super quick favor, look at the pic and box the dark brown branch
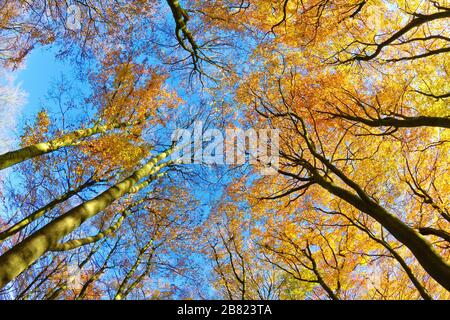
[419,227,450,244]
[340,10,450,63]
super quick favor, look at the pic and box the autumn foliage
[0,0,448,300]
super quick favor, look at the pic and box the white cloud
[0,68,28,154]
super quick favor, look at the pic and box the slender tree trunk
[0,122,128,171]
[76,239,119,300]
[114,238,154,300]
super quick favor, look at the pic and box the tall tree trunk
[0,148,173,289]
[0,121,130,171]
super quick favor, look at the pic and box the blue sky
[17,47,70,118]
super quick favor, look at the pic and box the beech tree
[0,0,448,300]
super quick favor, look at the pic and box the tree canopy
[0,0,449,300]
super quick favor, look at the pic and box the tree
[227,0,450,294]
[0,0,448,300]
